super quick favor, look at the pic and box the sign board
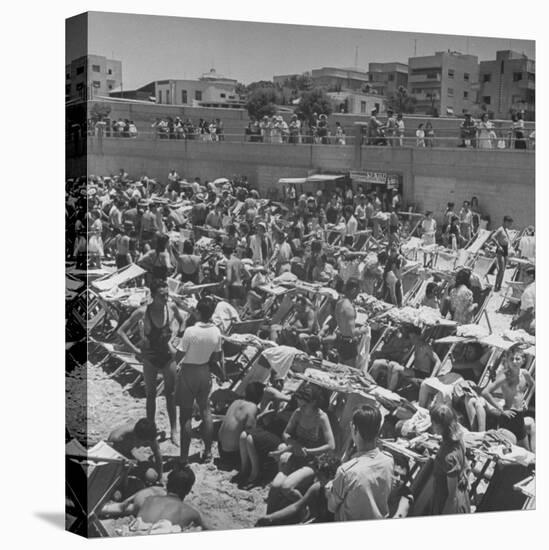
[350,171,401,188]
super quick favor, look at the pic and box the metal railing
[71,127,535,151]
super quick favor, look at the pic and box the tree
[387,86,417,114]
[246,80,275,93]
[246,87,280,120]
[89,102,111,123]
[294,88,333,121]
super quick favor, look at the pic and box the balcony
[408,73,441,83]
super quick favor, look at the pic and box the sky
[67,11,536,90]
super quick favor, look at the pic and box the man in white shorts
[175,297,225,463]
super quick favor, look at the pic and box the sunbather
[371,325,440,392]
[101,465,207,530]
[108,418,163,479]
[217,382,265,469]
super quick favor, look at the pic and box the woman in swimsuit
[117,279,185,445]
[269,384,335,500]
[176,240,201,284]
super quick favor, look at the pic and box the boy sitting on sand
[108,418,163,480]
[101,465,207,531]
[217,382,266,469]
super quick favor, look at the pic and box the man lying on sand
[101,465,208,530]
[108,418,163,480]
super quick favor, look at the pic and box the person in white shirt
[343,205,358,237]
[327,404,393,521]
[175,297,224,463]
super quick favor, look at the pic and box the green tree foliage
[387,86,417,114]
[246,87,280,120]
[295,88,333,121]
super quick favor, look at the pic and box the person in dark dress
[429,404,471,515]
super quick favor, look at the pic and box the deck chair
[471,255,495,284]
[91,263,146,293]
[353,231,371,251]
[228,318,270,336]
[66,453,130,537]
[471,285,494,331]
[465,228,492,255]
[401,237,423,262]
[93,341,164,395]
[434,249,457,272]
[499,281,527,311]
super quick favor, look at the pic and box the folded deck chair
[92,264,147,293]
[66,452,130,537]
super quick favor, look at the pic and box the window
[447,88,454,97]
[166,90,170,104]
[483,73,491,82]
[107,69,112,75]
[181,90,188,104]
[426,72,438,79]
[92,81,101,88]
[158,90,162,103]
[388,74,395,81]
[108,85,113,90]
[360,101,366,113]
[513,72,523,82]
[195,90,202,101]
[228,95,235,99]
[448,69,455,78]
[464,72,470,81]
[482,96,491,105]
[76,66,84,75]
[528,72,535,82]
[512,95,524,104]
[220,93,226,98]
[92,64,100,72]
[66,73,70,81]
[463,91,469,99]
[66,84,71,95]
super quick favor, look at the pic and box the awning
[306,174,345,183]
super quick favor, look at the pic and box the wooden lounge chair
[66,453,130,537]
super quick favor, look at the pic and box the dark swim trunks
[336,334,359,362]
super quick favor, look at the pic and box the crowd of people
[88,109,534,150]
[246,113,346,145]
[66,167,535,533]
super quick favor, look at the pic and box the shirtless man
[100,465,207,530]
[217,382,265,469]
[370,325,440,392]
[491,215,513,292]
[331,278,368,368]
[108,418,163,480]
[482,345,535,450]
